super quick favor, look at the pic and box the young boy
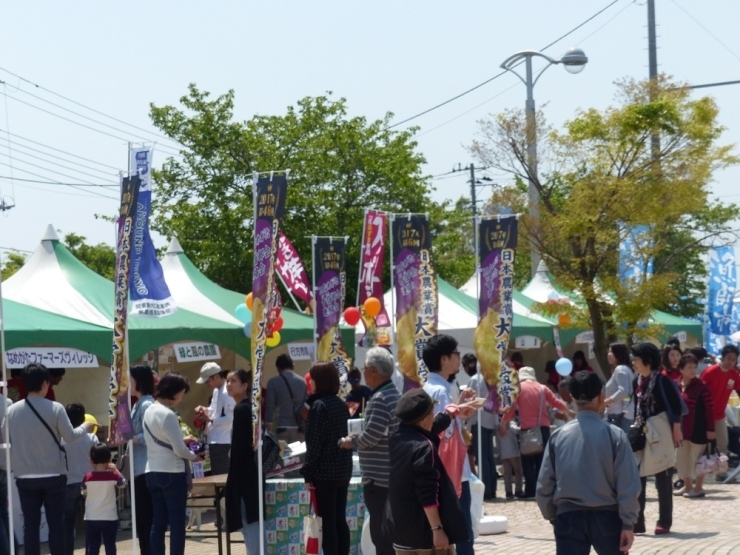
[63,403,100,555]
[82,444,126,555]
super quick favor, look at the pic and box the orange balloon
[246,293,254,310]
[558,313,571,326]
[364,297,382,318]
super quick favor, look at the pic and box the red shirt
[662,367,681,381]
[503,380,568,429]
[45,386,56,401]
[699,364,740,421]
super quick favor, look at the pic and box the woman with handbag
[604,343,635,433]
[224,368,262,553]
[674,354,715,498]
[301,362,353,555]
[144,373,202,555]
[630,342,684,535]
[499,367,573,498]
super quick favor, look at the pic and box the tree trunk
[585,297,613,379]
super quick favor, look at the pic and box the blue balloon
[244,323,252,338]
[235,304,251,324]
[555,357,573,377]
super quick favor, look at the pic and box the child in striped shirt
[82,444,126,555]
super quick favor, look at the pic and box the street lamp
[500,47,588,276]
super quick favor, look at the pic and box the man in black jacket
[384,388,468,553]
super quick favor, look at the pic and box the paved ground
[34,479,740,554]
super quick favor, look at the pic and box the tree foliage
[1,251,26,280]
[470,77,738,371]
[431,197,475,288]
[148,87,433,304]
[63,233,116,280]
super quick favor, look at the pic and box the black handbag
[627,423,647,453]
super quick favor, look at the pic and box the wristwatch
[431,525,443,531]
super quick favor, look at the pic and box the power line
[0,130,122,170]
[0,175,116,187]
[0,83,183,157]
[0,66,184,147]
[0,160,118,199]
[388,0,623,129]
[669,0,740,65]
[0,151,118,185]
[0,136,121,180]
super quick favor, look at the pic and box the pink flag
[277,232,313,305]
[358,210,390,345]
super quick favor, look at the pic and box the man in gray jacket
[537,370,641,555]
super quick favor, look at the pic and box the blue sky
[1,0,739,260]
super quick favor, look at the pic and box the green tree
[1,251,27,280]
[148,87,432,304]
[470,77,738,372]
[431,197,475,288]
[63,233,116,280]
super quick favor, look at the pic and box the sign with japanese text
[391,214,438,390]
[287,343,315,361]
[5,348,98,369]
[708,246,736,336]
[313,236,352,396]
[357,210,390,347]
[473,215,519,410]
[128,147,177,317]
[251,172,288,446]
[173,342,221,363]
[109,174,140,445]
[277,232,313,306]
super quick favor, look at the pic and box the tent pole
[276,272,304,314]
[0,257,15,555]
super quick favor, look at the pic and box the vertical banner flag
[708,246,736,336]
[128,147,176,317]
[251,173,288,445]
[619,224,653,284]
[276,232,313,306]
[391,214,438,390]
[108,175,141,445]
[357,210,390,347]
[313,237,353,395]
[473,215,519,411]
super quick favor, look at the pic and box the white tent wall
[55,364,111,425]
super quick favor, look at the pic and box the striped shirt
[351,381,401,488]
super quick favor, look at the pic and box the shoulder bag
[519,387,545,456]
[144,421,193,491]
[280,373,306,433]
[25,399,68,470]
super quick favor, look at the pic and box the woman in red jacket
[675,354,715,498]
[662,345,683,381]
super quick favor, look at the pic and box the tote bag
[303,491,322,555]
[439,418,466,498]
[519,388,545,456]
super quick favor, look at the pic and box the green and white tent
[521,261,702,343]
[3,227,344,361]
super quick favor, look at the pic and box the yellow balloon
[84,414,99,435]
[266,331,281,348]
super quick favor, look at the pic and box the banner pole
[311,236,318,360]
[357,208,368,309]
[474,215,483,488]
[276,271,304,314]
[389,215,397,357]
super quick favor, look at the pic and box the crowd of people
[1,336,740,555]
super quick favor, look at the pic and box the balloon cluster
[236,292,283,348]
[546,291,572,327]
[344,296,381,326]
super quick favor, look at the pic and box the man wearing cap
[537,371,641,555]
[384,388,468,554]
[265,354,308,444]
[195,362,235,476]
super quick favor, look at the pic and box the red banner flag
[277,232,313,307]
[357,210,390,346]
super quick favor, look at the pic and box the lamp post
[500,47,588,276]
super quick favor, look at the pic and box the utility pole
[0,199,13,212]
[647,0,661,157]
[451,163,488,218]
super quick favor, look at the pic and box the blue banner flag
[128,147,176,317]
[619,225,653,284]
[707,246,736,336]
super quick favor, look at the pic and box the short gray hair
[364,347,395,379]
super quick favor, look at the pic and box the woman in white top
[604,342,634,433]
[143,373,201,555]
